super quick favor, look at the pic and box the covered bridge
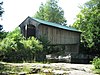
[19,16,81,55]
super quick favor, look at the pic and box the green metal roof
[29,17,81,33]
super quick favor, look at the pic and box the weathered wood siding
[38,24,80,45]
[19,17,81,54]
[65,44,79,54]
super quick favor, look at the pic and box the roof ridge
[29,16,67,26]
[28,16,81,33]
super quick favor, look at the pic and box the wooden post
[35,23,40,38]
[25,24,27,38]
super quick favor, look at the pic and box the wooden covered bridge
[19,16,81,56]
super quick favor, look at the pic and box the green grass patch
[93,69,100,74]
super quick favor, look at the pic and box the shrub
[92,57,100,69]
[0,27,43,62]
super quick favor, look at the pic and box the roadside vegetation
[92,57,100,74]
[73,0,100,55]
[73,0,100,74]
[0,28,43,62]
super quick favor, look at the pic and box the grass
[93,69,100,74]
[0,62,31,74]
[92,67,100,74]
[0,62,53,75]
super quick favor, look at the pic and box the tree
[0,25,3,30]
[0,31,8,40]
[0,2,3,17]
[34,0,67,25]
[0,1,4,30]
[73,0,100,54]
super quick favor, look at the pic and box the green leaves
[0,27,43,62]
[21,37,43,53]
[0,31,8,40]
[34,0,67,25]
[73,0,100,52]
[0,2,4,17]
[92,57,100,69]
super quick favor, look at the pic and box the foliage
[73,0,100,54]
[0,31,8,58]
[0,27,43,62]
[0,2,4,31]
[92,57,100,74]
[92,57,100,69]
[0,63,30,74]
[93,69,100,74]
[0,2,4,16]
[0,25,3,30]
[34,0,67,25]
[0,31,8,40]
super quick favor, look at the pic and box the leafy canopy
[0,2,4,16]
[34,0,67,25]
[0,2,4,30]
[73,0,100,52]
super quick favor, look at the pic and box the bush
[92,57,100,69]
[0,27,43,62]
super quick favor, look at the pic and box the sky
[1,0,89,31]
